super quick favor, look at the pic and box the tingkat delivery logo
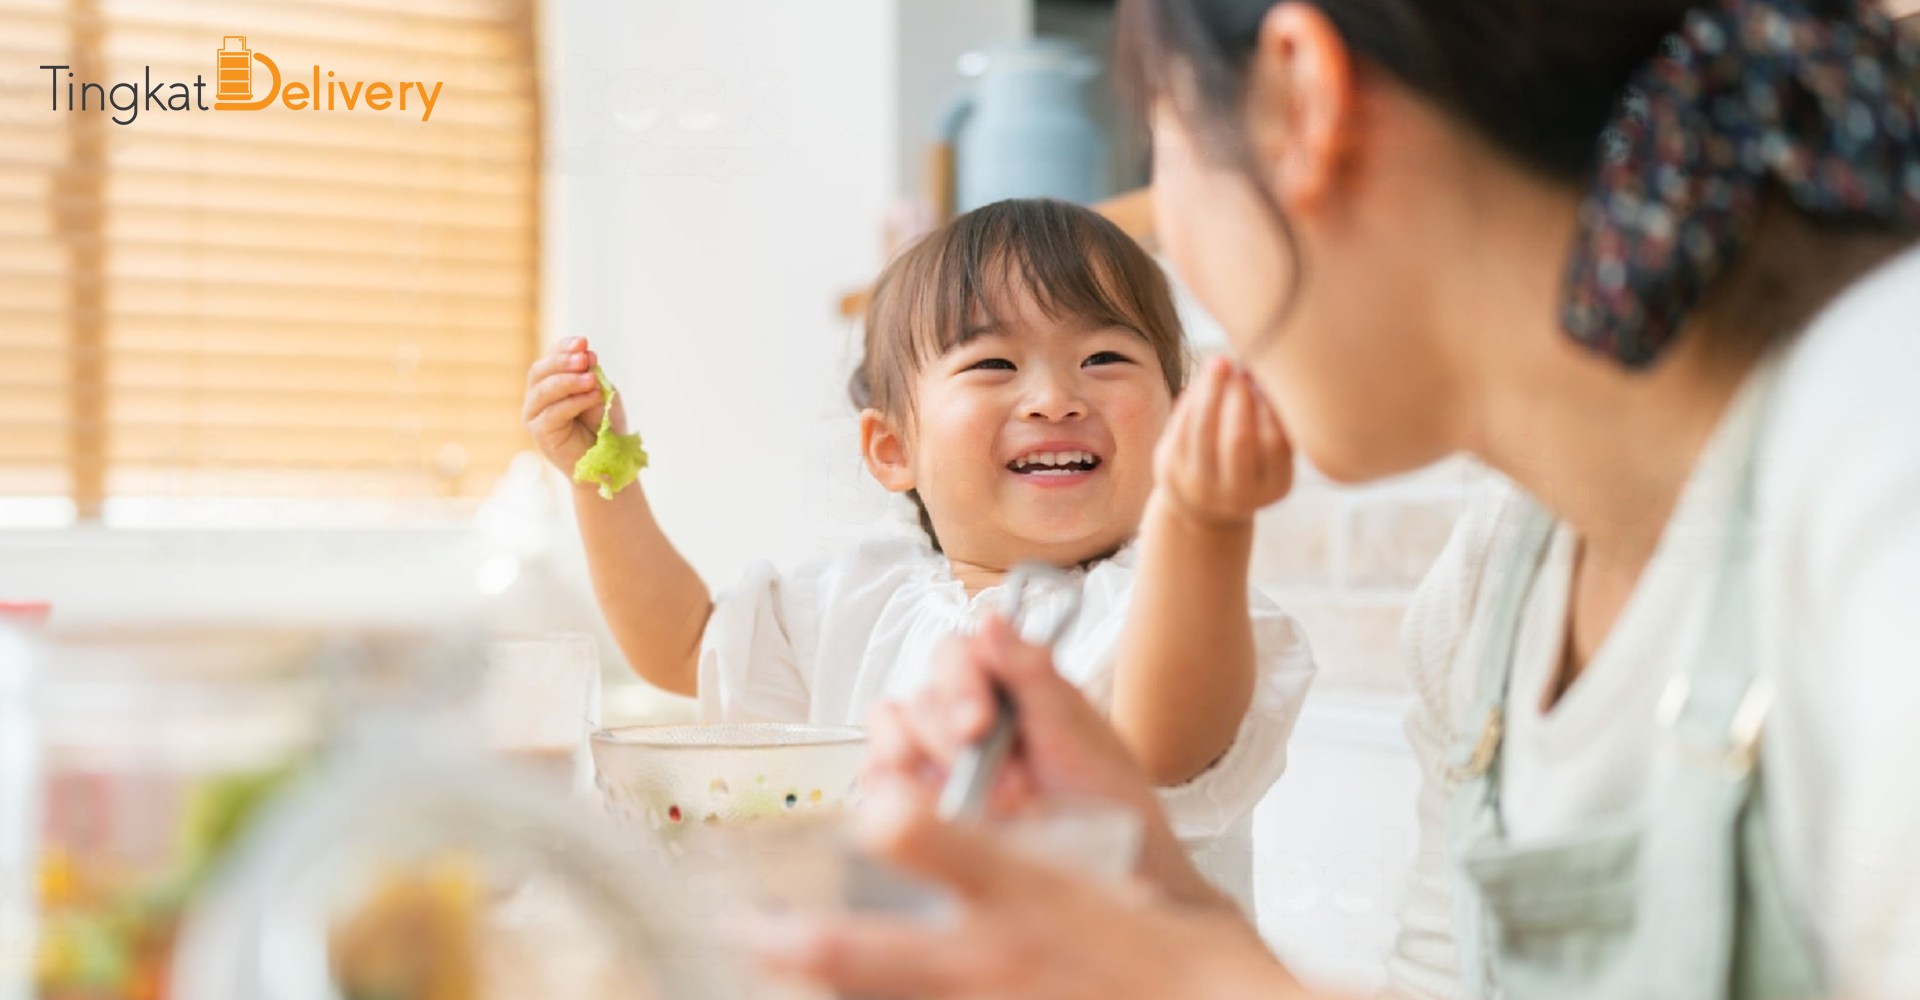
[41,36,444,124]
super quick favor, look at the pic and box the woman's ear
[859,408,916,493]
[1246,2,1357,212]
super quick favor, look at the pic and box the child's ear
[859,408,916,493]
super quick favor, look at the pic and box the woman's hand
[1155,355,1294,530]
[863,617,1218,906]
[522,336,627,474]
[750,794,1299,1000]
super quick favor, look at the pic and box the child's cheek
[1102,383,1174,454]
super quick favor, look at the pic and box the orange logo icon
[212,35,280,110]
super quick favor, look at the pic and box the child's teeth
[1011,450,1098,471]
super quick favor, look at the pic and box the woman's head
[1117,0,1920,482]
[850,199,1186,567]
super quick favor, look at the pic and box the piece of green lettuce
[571,365,648,499]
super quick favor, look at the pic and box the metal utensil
[935,562,1082,821]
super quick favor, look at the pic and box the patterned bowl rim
[589,722,868,750]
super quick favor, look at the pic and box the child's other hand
[523,337,627,474]
[1152,355,1293,530]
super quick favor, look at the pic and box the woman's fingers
[752,911,971,998]
[934,637,997,742]
[863,701,941,789]
[970,616,1072,714]
[856,793,1032,901]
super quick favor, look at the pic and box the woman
[750,0,1920,997]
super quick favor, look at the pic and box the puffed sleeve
[696,560,821,723]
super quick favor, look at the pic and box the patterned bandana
[1563,0,1920,368]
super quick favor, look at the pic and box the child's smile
[1006,442,1104,485]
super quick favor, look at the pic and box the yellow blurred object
[330,854,483,1000]
[33,917,78,984]
[37,843,78,906]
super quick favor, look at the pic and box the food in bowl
[588,724,865,841]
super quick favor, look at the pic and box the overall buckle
[1657,674,1774,779]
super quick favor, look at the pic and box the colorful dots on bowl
[810,789,823,804]
[783,793,798,809]
[667,805,683,824]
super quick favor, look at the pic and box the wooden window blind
[0,0,540,521]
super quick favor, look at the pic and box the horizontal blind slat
[108,172,531,228]
[109,315,532,362]
[109,209,531,264]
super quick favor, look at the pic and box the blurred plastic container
[170,631,731,1000]
[711,794,1144,1000]
[27,628,324,1000]
[475,633,601,794]
[0,606,49,1000]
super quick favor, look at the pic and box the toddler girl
[521,198,1316,910]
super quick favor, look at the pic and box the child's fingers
[527,388,602,437]
[1250,378,1291,486]
[522,371,601,423]
[1187,357,1229,482]
[1218,369,1260,487]
[526,346,596,388]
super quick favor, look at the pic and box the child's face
[865,286,1176,568]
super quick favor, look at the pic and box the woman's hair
[1115,0,1920,362]
[849,198,1189,550]
[1116,0,1698,186]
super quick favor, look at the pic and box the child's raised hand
[523,337,627,474]
[1153,355,1294,529]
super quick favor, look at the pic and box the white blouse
[697,536,1318,913]
[1385,244,1920,1000]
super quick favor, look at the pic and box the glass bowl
[588,724,865,840]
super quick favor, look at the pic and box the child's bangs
[917,202,1168,363]
[854,199,1189,424]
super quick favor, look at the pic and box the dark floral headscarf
[1563,0,1920,368]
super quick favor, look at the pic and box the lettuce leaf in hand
[571,365,648,499]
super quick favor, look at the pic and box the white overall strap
[1446,500,1556,999]
[1635,370,1818,1000]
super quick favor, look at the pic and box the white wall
[545,0,901,587]
[1254,693,1421,995]
[543,0,1033,592]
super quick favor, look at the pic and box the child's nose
[1023,375,1087,421]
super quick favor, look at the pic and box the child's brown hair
[848,198,1190,550]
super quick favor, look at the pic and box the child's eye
[964,358,1016,372]
[1083,351,1133,367]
